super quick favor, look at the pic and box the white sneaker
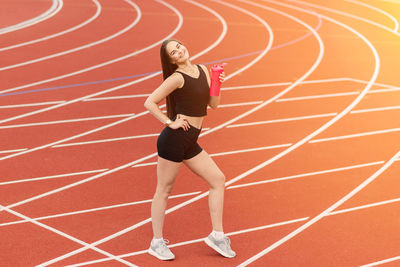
[148,239,175,260]
[205,234,236,258]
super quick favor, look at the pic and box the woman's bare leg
[184,150,225,231]
[151,156,182,238]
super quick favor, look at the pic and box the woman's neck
[177,61,194,71]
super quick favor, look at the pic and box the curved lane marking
[289,0,400,36]
[0,0,62,35]
[0,0,140,71]
[237,0,381,264]
[0,0,102,52]
[345,0,399,32]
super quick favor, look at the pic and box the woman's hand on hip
[168,114,190,131]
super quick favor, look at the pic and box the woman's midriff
[179,114,203,129]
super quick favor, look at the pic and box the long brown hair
[160,39,181,119]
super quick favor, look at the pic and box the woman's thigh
[183,150,225,187]
[156,156,182,191]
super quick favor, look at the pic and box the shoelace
[159,239,170,248]
[224,237,230,245]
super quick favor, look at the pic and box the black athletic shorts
[157,125,203,163]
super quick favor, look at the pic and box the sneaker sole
[204,237,235,258]
[148,247,175,261]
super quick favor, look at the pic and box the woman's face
[166,41,189,64]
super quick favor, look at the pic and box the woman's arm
[144,73,190,130]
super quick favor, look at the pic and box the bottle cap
[211,63,227,71]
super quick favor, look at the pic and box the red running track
[1,0,400,266]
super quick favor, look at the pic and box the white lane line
[357,87,400,93]
[0,205,137,267]
[0,169,108,186]
[132,162,157,168]
[277,91,360,102]
[0,0,139,71]
[0,0,101,52]
[238,147,400,266]
[0,191,202,227]
[0,0,62,35]
[35,0,275,264]
[345,0,399,32]
[276,87,400,102]
[348,78,399,89]
[66,217,310,266]
[288,0,400,36]
[0,148,28,154]
[310,127,400,143]
[210,143,293,157]
[360,256,400,267]
[227,160,385,190]
[84,94,151,101]
[351,104,400,114]
[0,101,66,109]
[228,112,338,128]
[300,77,351,84]
[0,113,135,129]
[53,133,160,148]
[217,101,264,108]
[330,197,400,216]
[222,81,291,91]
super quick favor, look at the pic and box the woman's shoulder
[197,64,207,71]
[167,71,184,88]
[198,64,210,77]
[197,64,210,83]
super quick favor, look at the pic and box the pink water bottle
[209,63,226,96]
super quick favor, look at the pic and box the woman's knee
[154,183,174,198]
[210,172,226,189]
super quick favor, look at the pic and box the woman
[144,39,236,261]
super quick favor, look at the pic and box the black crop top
[171,65,210,117]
